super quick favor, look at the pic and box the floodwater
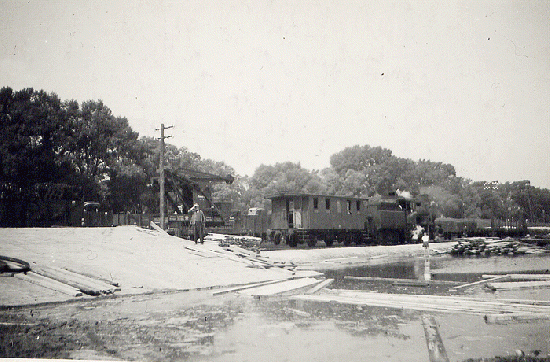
[199,254,550,361]
[2,254,549,361]
[202,253,550,362]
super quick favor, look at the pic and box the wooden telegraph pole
[158,123,172,230]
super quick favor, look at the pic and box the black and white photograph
[1,1,549,361]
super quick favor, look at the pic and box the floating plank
[487,280,550,291]
[452,275,509,290]
[344,276,460,286]
[507,274,550,281]
[239,278,323,296]
[305,278,334,294]
[290,290,550,320]
[482,274,550,281]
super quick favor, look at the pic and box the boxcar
[266,193,373,247]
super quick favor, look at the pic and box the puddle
[320,254,550,283]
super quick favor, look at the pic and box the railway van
[266,193,370,247]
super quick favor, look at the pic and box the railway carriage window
[347,200,352,214]
[313,197,319,210]
[325,198,330,211]
[356,200,361,212]
[337,200,341,213]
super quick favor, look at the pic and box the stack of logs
[450,238,527,257]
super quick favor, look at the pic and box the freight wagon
[435,217,477,239]
[265,192,416,247]
[434,217,527,240]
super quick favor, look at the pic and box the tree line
[1,87,549,225]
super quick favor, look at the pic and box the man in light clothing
[189,203,206,244]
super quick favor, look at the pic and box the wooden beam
[487,280,550,291]
[344,276,460,286]
[452,275,509,290]
[305,278,334,294]
[421,315,449,362]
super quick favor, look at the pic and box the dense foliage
[1,87,549,226]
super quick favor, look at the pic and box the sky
[1,0,549,188]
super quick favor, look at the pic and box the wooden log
[344,276,460,286]
[62,266,120,287]
[14,272,83,297]
[452,275,509,290]
[48,266,119,292]
[487,280,550,291]
[495,298,550,306]
[507,274,550,281]
[421,315,449,362]
[0,322,38,326]
[33,266,118,295]
[392,280,428,287]
[483,274,550,281]
[484,313,550,324]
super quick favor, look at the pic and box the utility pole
[158,123,173,230]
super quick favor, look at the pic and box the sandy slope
[0,226,294,306]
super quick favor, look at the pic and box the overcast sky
[1,0,549,188]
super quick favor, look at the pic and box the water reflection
[256,297,417,341]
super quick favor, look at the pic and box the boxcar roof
[264,192,368,200]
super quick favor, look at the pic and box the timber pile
[183,241,299,273]
[290,289,550,323]
[449,237,547,257]
[205,233,261,249]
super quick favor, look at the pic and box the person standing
[189,203,206,244]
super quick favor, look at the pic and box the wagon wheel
[307,235,317,248]
[288,232,298,247]
[273,232,282,245]
[343,234,352,246]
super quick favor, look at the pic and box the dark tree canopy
[1,87,549,226]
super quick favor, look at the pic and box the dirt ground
[1,227,549,361]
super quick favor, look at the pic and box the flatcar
[434,217,528,239]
